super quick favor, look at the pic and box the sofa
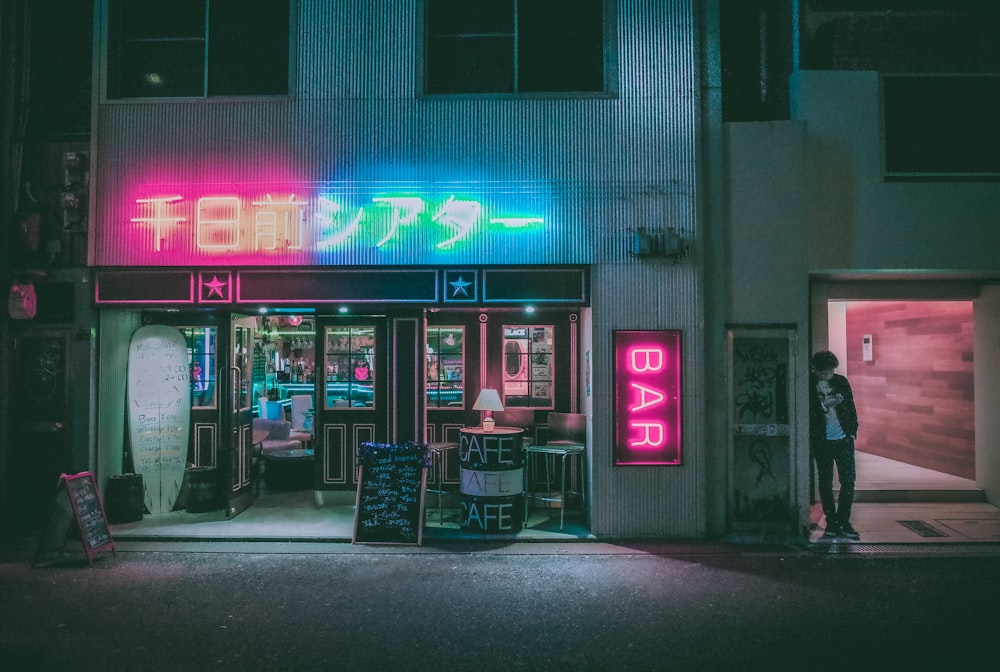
[252,418,304,454]
[251,418,314,492]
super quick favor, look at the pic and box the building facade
[3,1,998,542]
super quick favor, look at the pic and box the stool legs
[558,451,586,531]
[524,448,585,531]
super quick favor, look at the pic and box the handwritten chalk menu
[353,442,428,545]
[128,325,191,515]
[34,472,116,567]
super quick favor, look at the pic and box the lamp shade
[472,388,504,412]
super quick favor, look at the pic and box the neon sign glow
[129,190,545,257]
[613,330,682,466]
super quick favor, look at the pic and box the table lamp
[473,388,504,432]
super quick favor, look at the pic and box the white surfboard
[127,325,191,515]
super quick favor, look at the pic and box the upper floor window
[107,0,290,99]
[424,0,608,95]
[883,75,1000,179]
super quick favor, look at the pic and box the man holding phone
[810,350,861,540]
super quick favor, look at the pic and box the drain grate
[897,520,949,537]
[809,543,1000,556]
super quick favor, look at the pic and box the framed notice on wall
[613,330,682,466]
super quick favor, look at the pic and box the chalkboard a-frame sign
[34,472,116,567]
[353,442,428,545]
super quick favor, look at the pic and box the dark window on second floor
[720,0,793,122]
[424,0,607,95]
[107,0,290,99]
[883,75,1000,178]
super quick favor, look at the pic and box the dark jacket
[809,373,858,445]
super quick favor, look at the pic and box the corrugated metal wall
[93,0,706,537]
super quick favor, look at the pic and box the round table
[263,448,315,491]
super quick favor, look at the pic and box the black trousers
[815,436,856,526]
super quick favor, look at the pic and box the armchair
[251,418,304,454]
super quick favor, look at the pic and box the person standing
[809,350,860,540]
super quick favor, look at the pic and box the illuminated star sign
[449,275,472,297]
[204,275,227,298]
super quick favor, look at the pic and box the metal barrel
[458,429,524,533]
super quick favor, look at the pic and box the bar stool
[425,441,458,523]
[523,412,586,531]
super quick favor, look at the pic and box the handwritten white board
[127,325,191,515]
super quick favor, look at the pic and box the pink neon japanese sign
[613,330,682,466]
[106,179,548,267]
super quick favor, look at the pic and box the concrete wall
[792,70,1000,272]
[727,69,1000,509]
[724,120,812,528]
[974,287,1000,500]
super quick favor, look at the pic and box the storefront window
[182,327,216,408]
[501,325,553,408]
[426,326,465,408]
[324,326,376,409]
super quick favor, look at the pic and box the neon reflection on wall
[131,191,545,256]
[613,330,682,466]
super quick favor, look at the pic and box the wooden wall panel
[846,301,974,479]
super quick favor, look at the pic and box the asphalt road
[2,542,998,671]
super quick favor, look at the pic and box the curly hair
[810,350,839,372]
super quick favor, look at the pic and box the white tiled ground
[811,452,1000,544]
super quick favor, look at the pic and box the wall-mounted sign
[613,330,682,466]
[119,183,546,265]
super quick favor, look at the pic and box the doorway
[109,305,589,536]
[822,299,981,499]
[8,328,72,532]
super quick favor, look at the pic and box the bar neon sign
[613,330,682,466]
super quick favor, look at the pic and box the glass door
[425,314,482,489]
[315,317,389,487]
[223,314,258,517]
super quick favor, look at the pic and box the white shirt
[816,380,846,440]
